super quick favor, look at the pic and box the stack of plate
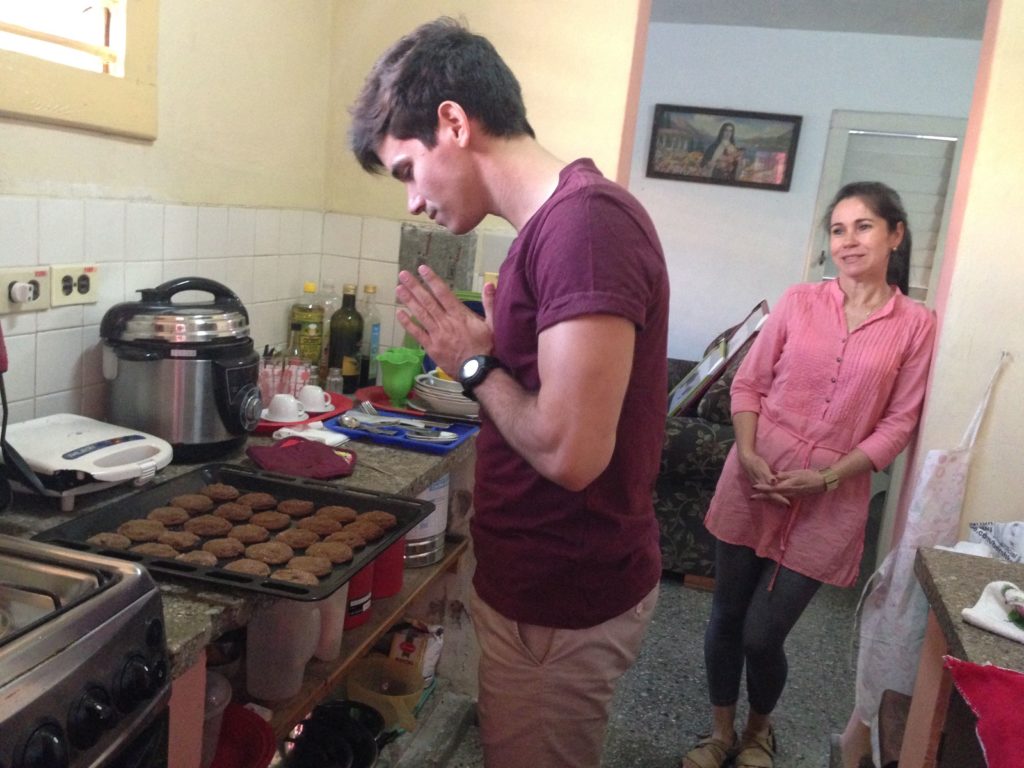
[412,371,479,417]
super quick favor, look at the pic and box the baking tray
[323,416,478,455]
[33,464,433,601]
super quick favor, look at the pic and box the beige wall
[0,0,333,208]
[904,0,1023,537]
[326,1,648,222]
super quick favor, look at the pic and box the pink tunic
[704,280,935,586]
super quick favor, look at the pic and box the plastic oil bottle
[289,282,324,375]
[317,280,342,380]
[359,284,382,387]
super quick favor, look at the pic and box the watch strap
[459,355,502,401]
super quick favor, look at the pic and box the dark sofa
[654,335,756,581]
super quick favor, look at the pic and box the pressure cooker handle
[139,278,243,309]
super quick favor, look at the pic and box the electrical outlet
[0,266,51,314]
[50,264,100,307]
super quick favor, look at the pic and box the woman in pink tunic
[682,182,935,768]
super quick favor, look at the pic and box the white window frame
[0,0,158,140]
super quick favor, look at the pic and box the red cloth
[246,438,355,479]
[944,655,1024,768]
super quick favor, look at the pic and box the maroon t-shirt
[471,159,668,629]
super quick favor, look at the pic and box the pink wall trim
[169,650,207,768]
[616,0,652,186]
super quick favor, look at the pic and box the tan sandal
[734,725,776,768]
[680,734,737,768]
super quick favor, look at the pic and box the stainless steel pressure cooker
[100,277,262,462]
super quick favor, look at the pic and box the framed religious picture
[668,339,727,417]
[646,105,802,191]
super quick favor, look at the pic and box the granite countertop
[0,432,476,677]
[915,547,1024,669]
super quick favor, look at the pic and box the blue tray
[323,415,478,455]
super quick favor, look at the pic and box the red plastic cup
[344,561,375,629]
[372,536,406,599]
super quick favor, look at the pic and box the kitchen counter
[0,432,477,677]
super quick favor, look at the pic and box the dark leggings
[704,539,822,715]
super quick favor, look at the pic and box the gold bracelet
[819,467,840,492]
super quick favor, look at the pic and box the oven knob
[19,722,69,768]
[68,686,116,750]
[115,654,157,711]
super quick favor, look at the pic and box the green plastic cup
[377,347,423,407]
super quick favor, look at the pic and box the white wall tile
[164,205,198,261]
[0,197,39,266]
[4,398,35,424]
[192,258,227,289]
[320,255,360,293]
[227,207,255,256]
[36,304,84,332]
[124,261,164,298]
[357,259,400,305]
[197,206,229,259]
[2,332,35,399]
[125,202,164,262]
[323,213,362,257]
[254,209,280,255]
[251,256,280,303]
[82,325,104,387]
[84,199,126,263]
[84,261,125,326]
[162,260,199,286]
[35,327,83,395]
[360,217,401,262]
[279,209,303,254]
[39,199,85,264]
[301,211,323,253]
[223,257,255,306]
[35,390,80,418]
[0,312,38,338]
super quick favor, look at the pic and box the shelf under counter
[254,536,469,742]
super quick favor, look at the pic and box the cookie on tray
[170,494,215,515]
[277,498,315,518]
[147,506,190,526]
[201,483,241,502]
[275,528,320,550]
[87,532,131,550]
[358,510,397,530]
[130,542,179,558]
[245,541,294,565]
[315,505,358,524]
[117,519,166,543]
[158,530,201,551]
[324,530,367,549]
[296,516,343,536]
[342,519,385,542]
[202,537,246,560]
[286,554,333,577]
[222,558,271,577]
[249,511,291,531]
[213,502,253,523]
[176,550,218,567]
[269,568,319,586]
[184,514,233,538]
[306,541,354,564]
[228,524,270,545]
[236,492,278,511]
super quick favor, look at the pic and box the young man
[350,18,669,767]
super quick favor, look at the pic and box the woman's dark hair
[349,17,535,173]
[824,181,911,295]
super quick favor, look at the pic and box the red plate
[252,391,353,435]
[353,385,424,416]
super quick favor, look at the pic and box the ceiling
[649,0,988,40]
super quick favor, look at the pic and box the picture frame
[724,299,770,357]
[668,339,727,417]
[646,105,802,191]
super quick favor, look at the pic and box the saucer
[259,409,308,423]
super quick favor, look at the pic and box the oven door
[100,708,168,768]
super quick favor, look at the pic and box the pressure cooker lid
[100,277,252,343]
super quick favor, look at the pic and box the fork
[358,400,380,416]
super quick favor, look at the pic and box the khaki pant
[470,584,659,768]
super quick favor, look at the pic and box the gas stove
[0,535,169,768]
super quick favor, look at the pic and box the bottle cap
[303,281,317,293]
[363,284,377,294]
[290,322,301,331]
[343,283,357,294]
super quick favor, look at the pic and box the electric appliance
[100,277,262,462]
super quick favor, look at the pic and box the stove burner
[0,579,62,647]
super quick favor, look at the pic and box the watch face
[461,358,481,379]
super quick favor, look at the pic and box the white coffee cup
[266,393,306,421]
[298,384,332,412]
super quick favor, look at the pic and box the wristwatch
[458,355,502,401]
[819,466,840,492]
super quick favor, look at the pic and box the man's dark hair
[349,17,535,173]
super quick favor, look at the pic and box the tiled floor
[443,576,860,767]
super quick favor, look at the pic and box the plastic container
[344,562,375,630]
[209,703,276,768]
[345,655,425,731]
[245,599,321,701]
[314,582,350,662]
[202,671,233,768]
[405,474,449,568]
[372,536,406,598]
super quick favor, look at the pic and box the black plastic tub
[34,464,433,601]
